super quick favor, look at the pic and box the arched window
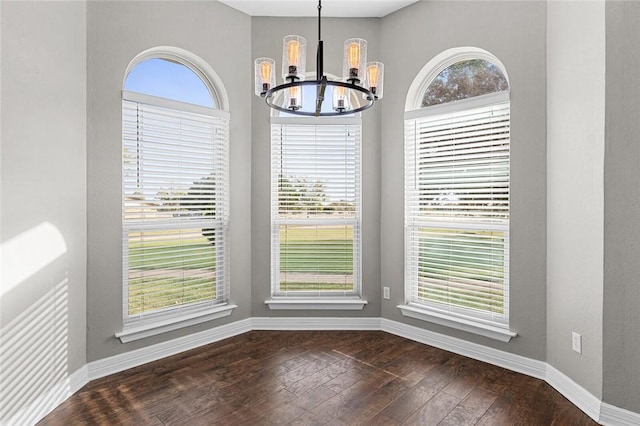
[119,48,232,341]
[421,59,508,107]
[402,48,514,341]
[266,74,365,309]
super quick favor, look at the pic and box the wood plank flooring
[39,330,598,425]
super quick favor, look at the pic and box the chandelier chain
[318,0,322,43]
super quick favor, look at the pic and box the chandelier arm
[315,76,327,117]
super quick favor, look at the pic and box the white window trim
[122,90,230,120]
[116,304,237,343]
[404,91,509,121]
[397,303,516,342]
[265,299,367,310]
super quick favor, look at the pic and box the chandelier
[254,0,384,117]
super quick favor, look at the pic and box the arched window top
[125,58,213,108]
[123,46,229,112]
[405,47,509,113]
[421,59,508,107]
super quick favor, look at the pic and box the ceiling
[218,0,419,18]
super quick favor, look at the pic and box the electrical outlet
[383,287,390,300]
[572,332,582,354]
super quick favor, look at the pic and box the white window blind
[405,94,510,326]
[122,92,229,323]
[271,118,361,298]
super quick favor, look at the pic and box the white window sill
[116,304,237,343]
[397,304,517,342]
[265,299,368,310]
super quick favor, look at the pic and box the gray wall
[6,0,640,418]
[380,1,548,360]
[546,1,604,398]
[0,1,87,423]
[604,0,640,413]
[86,1,252,361]
[251,17,382,317]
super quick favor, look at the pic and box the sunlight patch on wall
[0,222,70,424]
[1,222,67,297]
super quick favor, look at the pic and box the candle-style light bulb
[367,65,378,90]
[364,62,383,100]
[254,57,275,97]
[348,43,360,67]
[286,85,301,110]
[347,42,360,79]
[283,35,306,81]
[260,61,272,91]
[287,39,300,75]
[333,85,348,112]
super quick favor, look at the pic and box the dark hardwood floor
[40,330,598,425]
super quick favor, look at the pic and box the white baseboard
[545,364,602,421]
[252,316,381,330]
[68,365,89,395]
[380,318,547,380]
[5,365,89,426]
[600,402,640,426]
[21,317,640,426]
[87,318,252,381]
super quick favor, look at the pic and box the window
[118,51,232,342]
[402,50,515,341]
[266,84,365,310]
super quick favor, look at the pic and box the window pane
[279,224,354,293]
[414,102,510,221]
[128,228,222,316]
[122,101,226,223]
[125,58,214,108]
[422,59,508,107]
[415,228,505,314]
